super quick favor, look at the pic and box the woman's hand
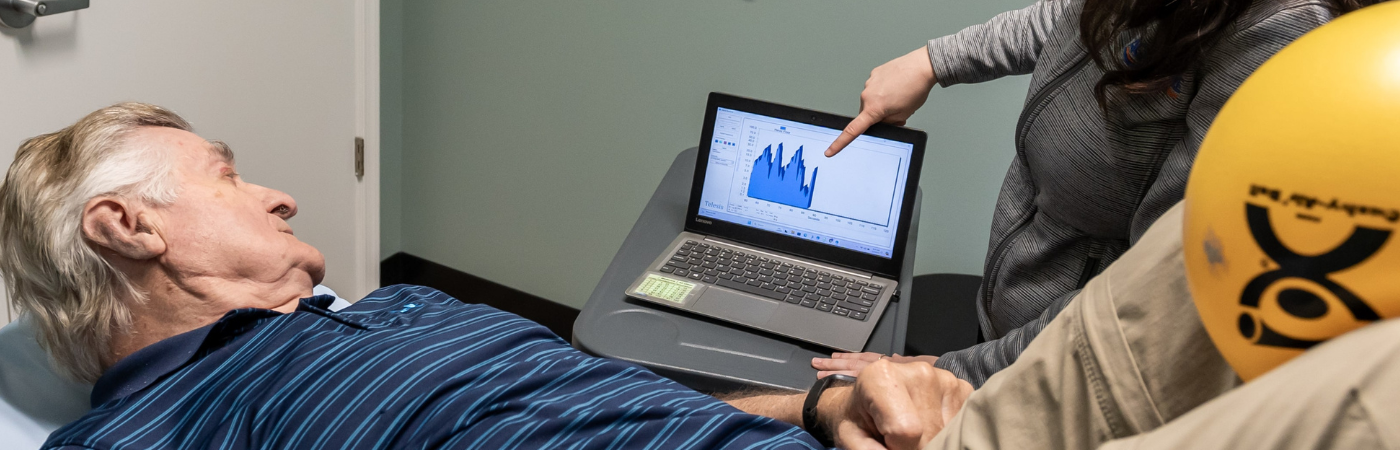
[825,46,939,157]
[813,352,941,378]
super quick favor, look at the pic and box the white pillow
[0,314,92,448]
[0,285,349,448]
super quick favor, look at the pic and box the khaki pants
[926,203,1400,450]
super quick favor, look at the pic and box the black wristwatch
[802,374,855,447]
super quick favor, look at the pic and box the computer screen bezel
[685,92,927,279]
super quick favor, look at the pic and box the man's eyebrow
[207,140,236,164]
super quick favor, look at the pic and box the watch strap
[802,374,855,447]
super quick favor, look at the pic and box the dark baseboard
[380,252,579,339]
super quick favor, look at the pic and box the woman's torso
[978,0,1335,337]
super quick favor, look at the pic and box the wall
[2,1,363,327]
[389,0,1034,308]
[382,0,404,257]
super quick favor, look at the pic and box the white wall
[386,0,1034,308]
[2,0,367,325]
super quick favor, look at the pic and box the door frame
[353,0,381,299]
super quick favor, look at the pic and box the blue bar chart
[739,134,901,226]
[746,143,818,209]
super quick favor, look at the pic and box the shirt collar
[90,295,339,407]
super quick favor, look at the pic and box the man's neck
[105,273,311,370]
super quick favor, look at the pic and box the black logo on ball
[1238,203,1388,349]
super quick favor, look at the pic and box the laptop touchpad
[691,289,779,325]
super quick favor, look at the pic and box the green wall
[383,0,1034,309]
[381,0,404,261]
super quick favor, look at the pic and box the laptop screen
[696,107,915,259]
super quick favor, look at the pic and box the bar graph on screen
[746,143,818,209]
[740,135,902,227]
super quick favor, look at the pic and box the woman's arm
[932,289,1078,386]
[827,0,1073,155]
[812,288,1078,387]
[927,0,1072,87]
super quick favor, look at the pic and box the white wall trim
[354,0,382,299]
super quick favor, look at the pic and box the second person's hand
[814,352,940,378]
[826,46,939,157]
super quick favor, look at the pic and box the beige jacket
[926,202,1400,449]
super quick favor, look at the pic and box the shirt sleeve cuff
[927,36,964,88]
[933,350,971,380]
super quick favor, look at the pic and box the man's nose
[260,185,298,220]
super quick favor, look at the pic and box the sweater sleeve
[933,288,1079,387]
[926,0,1073,87]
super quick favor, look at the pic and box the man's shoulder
[43,287,567,449]
[1104,202,1187,296]
[346,284,479,312]
[335,284,564,347]
[358,284,454,303]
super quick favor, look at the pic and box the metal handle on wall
[0,0,89,29]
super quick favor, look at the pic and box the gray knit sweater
[925,0,1337,386]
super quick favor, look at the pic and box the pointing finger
[826,111,880,157]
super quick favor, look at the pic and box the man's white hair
[0,102,191,382]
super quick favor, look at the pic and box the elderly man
[3,103,967,450]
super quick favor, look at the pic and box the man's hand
[719,360,969,449]
[813,352,940,378]
[823,360,972,450]
[825,46,938,157]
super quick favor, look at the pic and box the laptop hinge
[703,237,873,279]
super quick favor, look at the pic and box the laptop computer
[625,92,927,352]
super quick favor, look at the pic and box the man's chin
[305,249,327,286]
[288,242,328,286]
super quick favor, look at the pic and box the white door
[0,0,380,325]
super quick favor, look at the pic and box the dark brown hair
[1080,0,1378,106]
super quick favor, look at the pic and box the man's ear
[82,197,166,260]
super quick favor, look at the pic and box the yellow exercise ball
[1183,1,1400,382]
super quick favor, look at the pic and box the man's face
[137,127,326,297]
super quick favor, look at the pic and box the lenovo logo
[695,218,713,224]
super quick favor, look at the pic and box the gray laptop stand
[573,147,917,393]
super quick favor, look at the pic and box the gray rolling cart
[573,147,918,393]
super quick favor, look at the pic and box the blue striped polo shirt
[44,285,824,449]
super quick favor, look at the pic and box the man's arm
[722,360,973,450]
[716,390,806,426]
[924,203,1240,450]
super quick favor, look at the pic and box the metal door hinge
[1,0,89,29]
[354,137,365,179]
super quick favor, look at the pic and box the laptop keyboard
[658,240,882,321]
